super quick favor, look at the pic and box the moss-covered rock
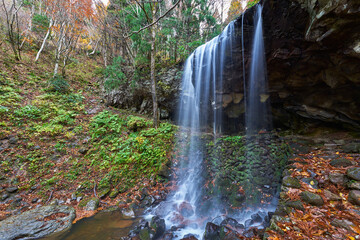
[139,228,151,240]
[79,197,99,211]
[150,216,165,239]
[282,176,301,189]
[158,164,171,179]
[300,191,324,206]
[109,189,119,198]
[98,187,110,199]
[330,158,354,167]
[285,200,305,211]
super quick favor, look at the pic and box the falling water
[245,4,271,135]
[151,22,236,239]
[149,4,276,239]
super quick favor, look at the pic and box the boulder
[282,176,301,188]
[251,213,262,223]
[347,167,360,181]
[0,205,75,240]
[220,217,242,228]
[300,191,324,206]
[347,181,360,190]
[285,200,305,211]
[181,234,198,240]
[329,173,346,185]
[84,198,99,211]
[323,190,341,201]
[203,222,221,240]
[330,158,354,168]
[150,216,166,239]
[342,143,360,153]
[348,190,360,206]
[179,201,194,218]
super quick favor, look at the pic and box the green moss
[127,115,152,131]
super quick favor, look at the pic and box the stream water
[43,210,141,240]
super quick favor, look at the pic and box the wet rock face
[0,205,75,240]
[220,0,360,131]
[204,134,290,209]
[253,0,360,130]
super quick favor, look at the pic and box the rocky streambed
[124,134,360,240]
[1,133,359,240]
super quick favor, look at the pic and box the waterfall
[151,22,236,239]
[148,4,277,239]
[245,4,271,135]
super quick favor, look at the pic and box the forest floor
[0,47,174,223]
[265,131,360,240]
[1,45,360,240]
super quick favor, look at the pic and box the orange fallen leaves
[266,146,360,240]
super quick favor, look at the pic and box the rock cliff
[233,0,360,130]
[105,0,360,131]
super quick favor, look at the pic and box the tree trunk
[35,18,53,62]
[53,23,65,77]
[150,27,159,128]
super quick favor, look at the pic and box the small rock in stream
[122,207,135,218]
[251,213,262,223]
[181,233,198,240]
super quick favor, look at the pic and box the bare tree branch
[125,0,182,38]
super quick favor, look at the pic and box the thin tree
[1,0,24,60]
[126,0,181,128]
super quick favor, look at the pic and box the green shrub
[32,14,50,33]
[0,106,9,115]
[127,115,152,131]
[48,75,70,93]
[247,0,260,8]
[14,105,42,119]
[104,56,126,91]
[51,109,76,125]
